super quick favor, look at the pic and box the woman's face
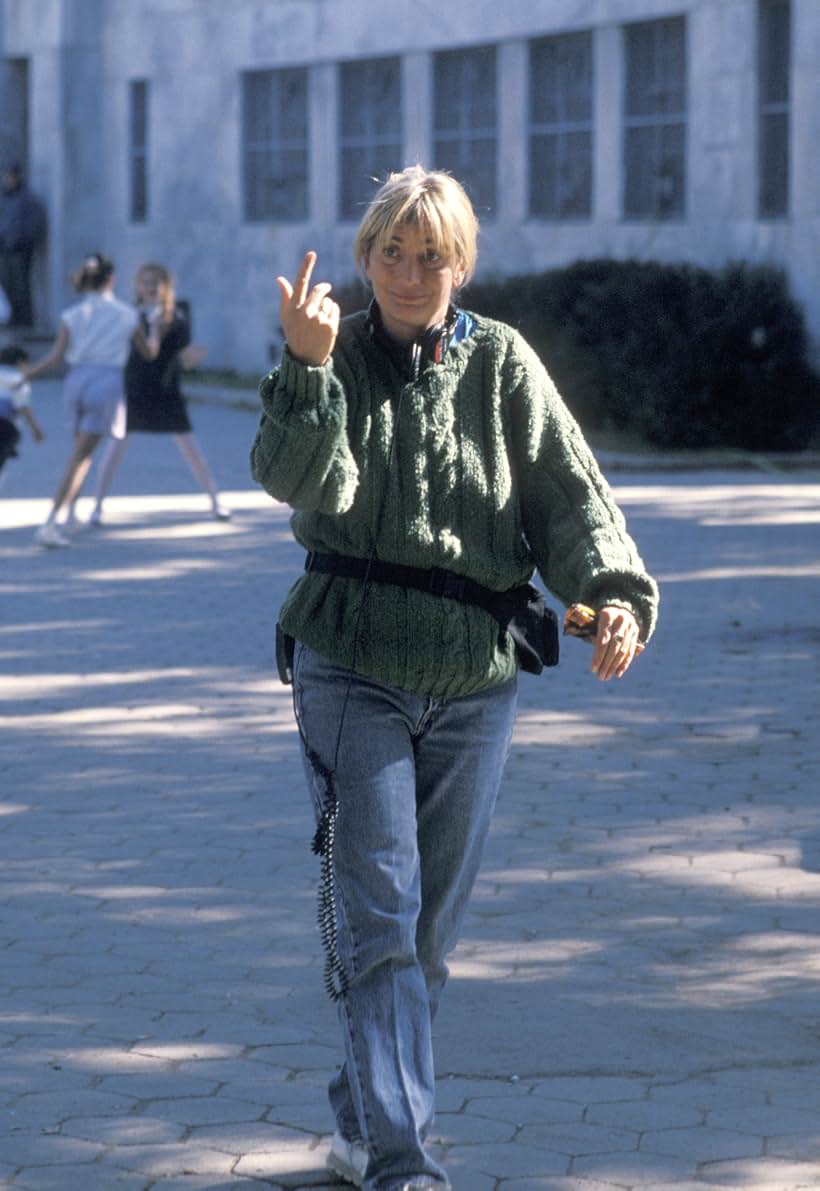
[364,221,464,343]
[136,272,165,306]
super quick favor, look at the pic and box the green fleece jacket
[251,310,658,700]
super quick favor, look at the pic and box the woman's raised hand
[276,251,340,367]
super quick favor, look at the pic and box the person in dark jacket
[0,163,47,328]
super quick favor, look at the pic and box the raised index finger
[293,251,317,307]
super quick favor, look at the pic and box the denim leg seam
[338,960,428,1171]
[388,959,426,1165]
[340,991,378,1161]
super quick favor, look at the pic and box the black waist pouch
[296,554,560,680]
[505,584,559,674]
[275,622,296,685]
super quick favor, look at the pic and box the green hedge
[337,260,819,451]
[462,259,820,451]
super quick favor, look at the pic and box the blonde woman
[90,262,230,524]
[252,166,659,1189]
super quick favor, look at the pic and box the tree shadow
[1,470,819,1185]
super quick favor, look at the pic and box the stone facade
[1,0,818,371]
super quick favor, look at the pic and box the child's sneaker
[326,1130,368,1186]
[34,523,70,548]
[62,507,83,533]
[400,1182,452,1190]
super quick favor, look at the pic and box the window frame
[432,44,498,217]
[622,16,687,221]
[337,55,403,223]
[528,30,594,221]
[241,66,309,224]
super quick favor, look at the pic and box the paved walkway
[1,381,819,1190]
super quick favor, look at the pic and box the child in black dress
[90,262,230,524]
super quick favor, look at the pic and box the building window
[242,68,308,222]
[623,17,686,219]
[129,80,148,223]
[758,0,790,218]
[339,57,402,221]
[433,46,497,216]
[529,32,593,219]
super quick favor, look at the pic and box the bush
[463,259,820,451]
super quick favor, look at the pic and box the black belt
[304,550,529,629]
[302,550,559,674]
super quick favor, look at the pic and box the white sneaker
[34,523,70,549]
[326,1130,368,1186]
[87,507,104,527]
[62,507,82,533]
[212,502,232,521]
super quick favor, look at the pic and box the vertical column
[689,1,758,226]
[732,0,761,223]
[789,0,820,355]
[26,7,66,330]
[594,22,622,227]
[791,0,819,220]
[497,40,527,226]
[310,60,338,229]
[402,51,431,169]
[59,0,104,243]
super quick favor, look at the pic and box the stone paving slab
[1,383,819,1188]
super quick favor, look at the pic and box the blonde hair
[353,165,479,286]
[135,262,176,322]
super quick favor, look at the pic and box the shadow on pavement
[1,421,819,1187]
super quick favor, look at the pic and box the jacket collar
[366,299,461,381]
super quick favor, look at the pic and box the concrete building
[1,0,817,372]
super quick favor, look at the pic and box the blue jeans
[293,644,517,1190]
